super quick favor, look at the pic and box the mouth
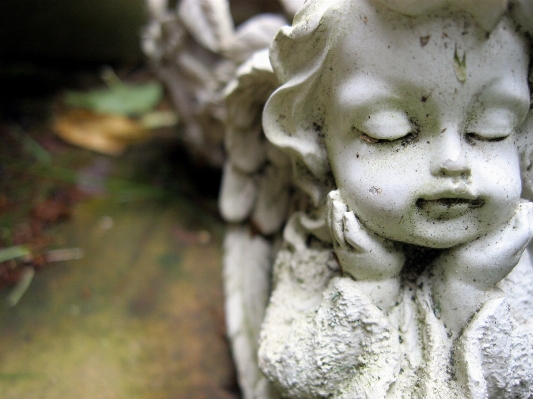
[416,197,485,219]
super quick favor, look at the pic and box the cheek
[333,150,424,216]
[330,136,422,181]
[472,145,521,200]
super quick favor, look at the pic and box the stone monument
[220,0,533,398]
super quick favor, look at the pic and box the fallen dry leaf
[53,109,151,155]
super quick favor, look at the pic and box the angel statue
[220,0,533,398]
[142,0,304,166]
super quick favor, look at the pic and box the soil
[0,65,239,399]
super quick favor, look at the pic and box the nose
[430,128,471,178]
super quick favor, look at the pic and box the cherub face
[325,10,530,248]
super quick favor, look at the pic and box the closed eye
[357,110,413,142]
[360,132,380,143]
[360,131,419,146]
[465,132,509,145]
[465,107,516,144]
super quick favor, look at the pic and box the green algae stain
[157,253,183,276]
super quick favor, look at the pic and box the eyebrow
[335,75,401,109]
[478,78,530,113]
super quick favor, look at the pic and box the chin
[406,234,472,249]
[401,223,486,249]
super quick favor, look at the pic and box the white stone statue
[220,0,533,398]
[142,0,303,166]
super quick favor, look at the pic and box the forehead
[332,4,530,103]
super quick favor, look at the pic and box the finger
[341,213,405,278]
[511,201,531,229]
[523,200,533,236]
[447,202,533,285]
[343,211,374,252]
[327,190,347,246]
[511,201,533,255]
[505,201,533,254]
[464,201,532,255]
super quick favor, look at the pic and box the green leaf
[11,127,52,164]
[21,134,52,164]
[0,245,31,263]
[453,45,467,83]
[64,81,163,116]
[7,267,34,307]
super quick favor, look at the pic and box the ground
[0,66,240,399]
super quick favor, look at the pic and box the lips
[415,183,485,219]
[416,196,485,219]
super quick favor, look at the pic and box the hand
[435,200,533,290]
[327,190,405,281]
[431,200,533,337]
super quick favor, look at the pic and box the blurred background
[0,0,283,62]
[0,1,286,398]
